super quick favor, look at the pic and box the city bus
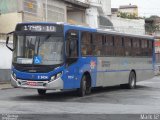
[6,22,155,96]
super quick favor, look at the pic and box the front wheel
[78,76,87,97]
[77,75,92,97]
[37,89,46,95]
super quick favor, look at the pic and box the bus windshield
[13,35,64,65]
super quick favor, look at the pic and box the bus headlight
[50,72,62,81]
[12,73,17,80]
[57,72,62,78]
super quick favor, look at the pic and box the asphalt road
[0,77,160,120]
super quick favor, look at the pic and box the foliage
[117,12,137,19]
[145,15,160,34]
[145,23,160,33]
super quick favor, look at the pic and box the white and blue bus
[6,22,155,96]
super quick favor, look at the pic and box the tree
[145,15,160,34]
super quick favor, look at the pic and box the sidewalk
[0,82,12,90]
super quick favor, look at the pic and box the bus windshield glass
[13,35,64,65]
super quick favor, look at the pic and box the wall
[0,12,21,81]
[0,40,12,81]
[110,16,145,35]
[86,7,99,28]
[86,0,111,28]
[0,12,22,33]
[0,0,18,14]
[101,0,111,15]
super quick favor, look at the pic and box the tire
[86,76,92,95]
[78,76,87,97]
[128,71,136,89]
[37,89,46,95]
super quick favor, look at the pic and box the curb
[0,83,13,90]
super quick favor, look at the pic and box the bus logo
[90,61,96,69]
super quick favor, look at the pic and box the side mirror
[6,31,14,51]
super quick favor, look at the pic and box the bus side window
[81,32,92,56]
[114,36,124,56]
[132,38,140,56]
[93,34,103,56]
[66,30,78,58]
[124,37,132,56]
[105,35,114,56]
[148,40,153,56]
[141,39,148,56]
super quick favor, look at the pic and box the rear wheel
[120,71,136,89]
[37,89,46,95]
[128,71,136,89]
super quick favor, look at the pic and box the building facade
[85,0,111,28]
[118,4,138,18]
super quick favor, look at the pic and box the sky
[111,0,160,17]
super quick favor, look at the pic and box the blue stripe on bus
[96,69,153,73]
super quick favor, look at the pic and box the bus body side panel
[62,57,97,89]
[135,57,154,82]
[96,57,154,87]
[96,57,129,87]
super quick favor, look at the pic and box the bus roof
[97,29,154,40]
[16,22,154,40]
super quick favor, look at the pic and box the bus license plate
[27,81,37,86]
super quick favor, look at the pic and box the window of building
[43,3,65,22]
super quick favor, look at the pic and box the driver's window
[66,30,78,58]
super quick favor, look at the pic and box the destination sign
[16,24,63,33]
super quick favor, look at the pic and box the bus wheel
[128,71,136,89]
[78,76,87,97]
[86,75,91,95]
[37,89,46,95]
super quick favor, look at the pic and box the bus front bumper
[10,75,63,90]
